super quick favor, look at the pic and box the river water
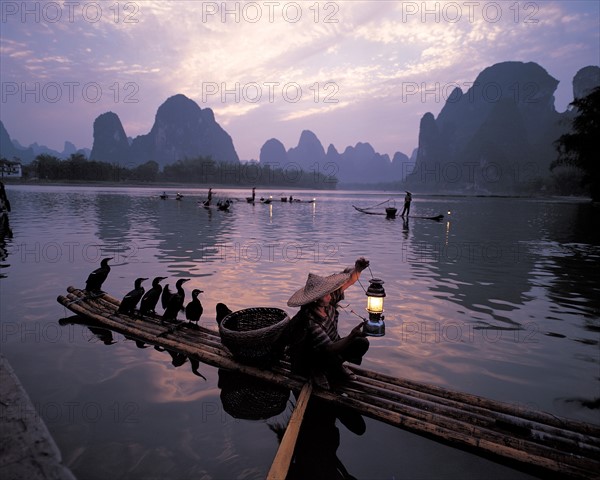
[1,184,598,480]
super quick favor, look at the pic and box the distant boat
[353,205,443,221]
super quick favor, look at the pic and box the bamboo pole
[350,366,600,437]
[266,383,313,480]
[339,387,599,473]
[349,378,600,455]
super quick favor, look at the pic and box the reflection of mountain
[94,194,134,244]
[80,191,237,279]
[403,198,544,329]
[403,198,600,336]
[529,202,600,331]
[147,200,236,275]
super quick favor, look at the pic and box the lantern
[363,278,386,337]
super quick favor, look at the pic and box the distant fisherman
[400,191,412,217]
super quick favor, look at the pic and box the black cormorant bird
[140,276,167,315]
[118,277,148,315]
[163,278,190,320]
[161,284,173,310]
[185,289,204,324]
[216,303,232,326]
[85,257,113,292]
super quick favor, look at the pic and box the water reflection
[286,397,365,480]
[0,181,13,278]
[402,198,600,331]
[58,314,209,379]
[4,186,600,479]
[218,369,289,420]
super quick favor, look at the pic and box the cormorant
[217,199,231,211]
[161,284,173,310]
[118,277,148,315]
[216,302,232,326]
[85,257,113,292]
[140,276,167,315]
[185,289,204,324]
[163,278,190,320]
[246,187,256,203]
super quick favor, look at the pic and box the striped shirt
[305,289,344,350]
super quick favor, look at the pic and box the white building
[0,160,22,178]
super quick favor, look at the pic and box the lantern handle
[356,265,378,294]
[338,304,367,322]
[349,309,367,322]
[367,265,375,279]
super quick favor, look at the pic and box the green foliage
[132,161,160,182]
[161,156,336,188]
[27,154,128,182]
[20,154,337,189]
[552,86,600,200]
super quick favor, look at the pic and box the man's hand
[355,257,369,272]
[349,321,367,338]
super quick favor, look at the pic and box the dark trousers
[317,336,370,373]
[338,336,370,365]
[291,336,370,378]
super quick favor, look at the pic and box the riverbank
[0,354,75,480]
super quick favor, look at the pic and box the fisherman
[287,258,370,390]
[400,191,412,217]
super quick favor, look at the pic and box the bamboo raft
[352,205,444,221]
[57,286,600,479]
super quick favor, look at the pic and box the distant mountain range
[0,121,90,162]
[90,94,240,168]
[2,61,598,190]
[259,130,416,185]
[406,62,600,193]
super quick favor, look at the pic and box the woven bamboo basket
[218,369,290,420]
[218,307,291,365]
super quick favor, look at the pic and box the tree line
[551,86,600,201]
[8,154,338,189]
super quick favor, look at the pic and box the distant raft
[353,205,444,221]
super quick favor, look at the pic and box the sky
[1,0,599,161]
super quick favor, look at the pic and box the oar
[266,382,313,480]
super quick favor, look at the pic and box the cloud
[0,0,598,158]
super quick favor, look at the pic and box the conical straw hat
[287,271,350,307]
